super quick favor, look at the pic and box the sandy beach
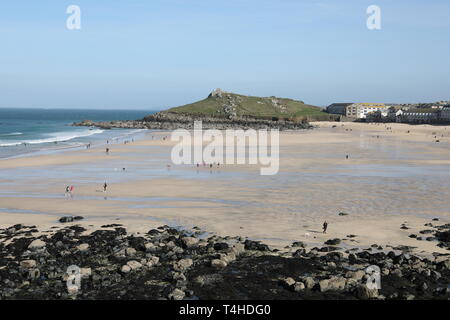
[1,122,450,257]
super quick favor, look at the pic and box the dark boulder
[324,238,341,246]
[213,243,229,251]
[244,240,270,251]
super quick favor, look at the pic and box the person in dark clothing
[103,182,108,192]
[323,221,328,234]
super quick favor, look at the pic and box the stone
[211,259,227,269]
[125,247,136,256]
[319,277,346,292]
[168,288,185,300]
[121,265,131,273]
[149,256,160,265]
[282,277,296,287]
[59,216,74,223]
[303,277,316,289]
[324,238,341,245]
[437,260,450,271]
[213,242,229,251]
[356,285,379,299]
[244,240,270,251]
[76,243,89,252]
[231,243,245,256]
[20,260,37,269]
[80,268,92,279]
[174,258,193,271]
[148,229,161,236]
[292,241,306,248]
[28,239,46,250]
[182,237,198,248]
[126,260,142,270]
[293,248,306,257]
[345,270,366,281]
[348,253,358,264]
[436,231,450,242]
[391,269,403,277]
[218,253,234,264]
[431,270,441,280]
[294,282,305,292]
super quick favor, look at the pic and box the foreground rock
[0,224,448,300]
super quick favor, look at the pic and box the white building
[346,103,387,119]
[396,109,439,123]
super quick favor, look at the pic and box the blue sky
[0,0,449,109]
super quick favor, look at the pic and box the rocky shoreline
[73,112,313,131]
[0,220,449,300]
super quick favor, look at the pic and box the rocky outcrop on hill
[73,112,312,131]
[0,223,448,300]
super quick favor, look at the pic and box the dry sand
[1,123,449,256]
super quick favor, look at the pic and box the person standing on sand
[103,182,108,192]
[323,221,328,234]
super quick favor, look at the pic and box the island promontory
[74,89,337,130]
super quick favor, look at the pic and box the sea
[0,108,154,159]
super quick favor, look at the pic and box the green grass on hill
[165,91,326,120]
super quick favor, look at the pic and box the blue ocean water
[0,108,154,158]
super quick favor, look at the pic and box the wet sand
[1,122,450,256]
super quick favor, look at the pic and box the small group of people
[123,139,134,145]
[196,161,221,168]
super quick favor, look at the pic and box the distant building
[346,103,386,119]
[440,106,450,122]
[326,103,353,116]
[326,102,386,119]
[396,108,439,123]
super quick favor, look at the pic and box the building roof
[327,103,354,107]
[403,108,439,114]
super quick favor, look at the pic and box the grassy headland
[163,88,332,121]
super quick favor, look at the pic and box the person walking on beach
[323,221,328,234]
[106,147,109,154]
[65,186,70,197]
[103,182,108,192]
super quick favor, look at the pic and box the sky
[0,0,449,110]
